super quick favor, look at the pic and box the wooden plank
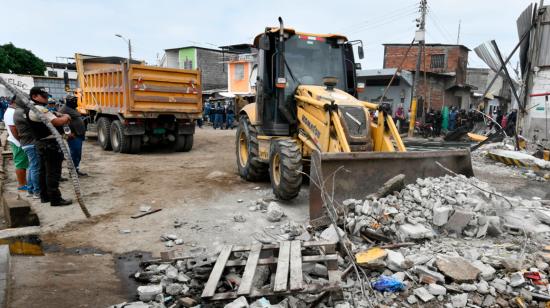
[201,245,233,298]
[237,243,262,296]
[231,240,337,253]
[289,240,304,291]
[224,254,338,267]
[0,226,40,240]
[274,241,291,292]
[210,282,342,301]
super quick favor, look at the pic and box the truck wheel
[183,134,194,152]
[173,134,191,152]
[110,120,132,153]
[236,114,268,181]
[97,118,113,151]
[269,139,303,200]
[129,136,142,154]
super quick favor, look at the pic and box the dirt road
[6,127,309,307]
[5,128,548,307]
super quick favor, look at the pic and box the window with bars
[234,63,245,80]
[431,54,445,69]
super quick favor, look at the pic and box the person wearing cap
[25,87,72,206]
[3,95,29,191]
[60,95,87,176]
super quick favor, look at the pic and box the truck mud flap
[309,149,474,227]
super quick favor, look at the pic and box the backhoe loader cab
[236,19,473,212]
[254,28,359,136]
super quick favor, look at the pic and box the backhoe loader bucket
[309,149,474,227]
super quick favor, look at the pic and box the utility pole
[456,19,461,44]
[408,0,428,137]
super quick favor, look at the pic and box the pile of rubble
[112,175,550,308]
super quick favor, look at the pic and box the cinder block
[2,193,39,228]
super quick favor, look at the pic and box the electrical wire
[350,9,419,35]
[337,3,419,33]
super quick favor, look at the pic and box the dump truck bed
[75,54,202,119]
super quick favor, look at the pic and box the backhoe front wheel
[269,139,303,200]
[236,115,268,181]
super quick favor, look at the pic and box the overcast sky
[1,0,538,70]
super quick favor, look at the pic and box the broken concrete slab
[413,287,435,302]
[435,256,480,282]
[427,283,446,296]
[471,260,496,281]
[433,206,451,227]
[320,225,345,242]
[445,210,474,234]
[397,223,433,241]
[450,293,468,307]
[224,296,249,308]
[137,284,162,301]
[413,265,445,283]
[266,202,284,222]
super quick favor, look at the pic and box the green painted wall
[179,48,196,69]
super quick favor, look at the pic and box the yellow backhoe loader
[236,18,473,225]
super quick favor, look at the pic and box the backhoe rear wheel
[269,139,303,200]
[236,114,268,181]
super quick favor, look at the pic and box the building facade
[383,43,471,112]
[160,46,235,91]
[356,68,413,113]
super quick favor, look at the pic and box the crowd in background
[202,100,235,129]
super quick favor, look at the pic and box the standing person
[25,87,72,206]
[14,96,41,199]
[60,95,87,176]
[434,110,442,136]
[4,96,29,191]
[213,103,223,129]
[394,104,405,132]
[226,103,235,129]
[208,101,216,124]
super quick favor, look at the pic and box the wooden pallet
[201,240,342,301]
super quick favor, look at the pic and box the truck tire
[269,139,303,200]
[110,120,132,153]
[183,134,194,152]
[97,118,113,151]
[129,136,142,154]
[173,134,192,152]
[236,114,268,181]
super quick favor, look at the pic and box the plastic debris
[371,275,405,292]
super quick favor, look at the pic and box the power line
[337,3,419,33]
[350,10,419,35]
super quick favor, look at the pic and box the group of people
[203,101,235,130]
[4,87,87,207]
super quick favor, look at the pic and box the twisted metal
[0,76,91,218]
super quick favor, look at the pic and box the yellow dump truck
[74,54,202,154]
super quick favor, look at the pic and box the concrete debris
[320,225,345,242]
[436,256,480,282]
[413,286,435,302]
[123,173,550,308]
[266,202,284,222]
[137,284,162,301]
[427,283,447,296]
[450,293,468,307]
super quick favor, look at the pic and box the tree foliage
[0,43,46,75]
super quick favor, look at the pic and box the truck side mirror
[258,35,270,50]
[358,45,364,59]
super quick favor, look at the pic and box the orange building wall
[228,61,250,93]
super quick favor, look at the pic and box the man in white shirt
[4,96,29,191]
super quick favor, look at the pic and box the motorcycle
[415,121,434,138]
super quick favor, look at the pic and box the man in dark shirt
[14,96,41,198]
[24,87,72,206]
[60,95,87,176]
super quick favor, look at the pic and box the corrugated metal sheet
[517,4,533,74]
[474,42,503,74]
[537,7,550,67]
